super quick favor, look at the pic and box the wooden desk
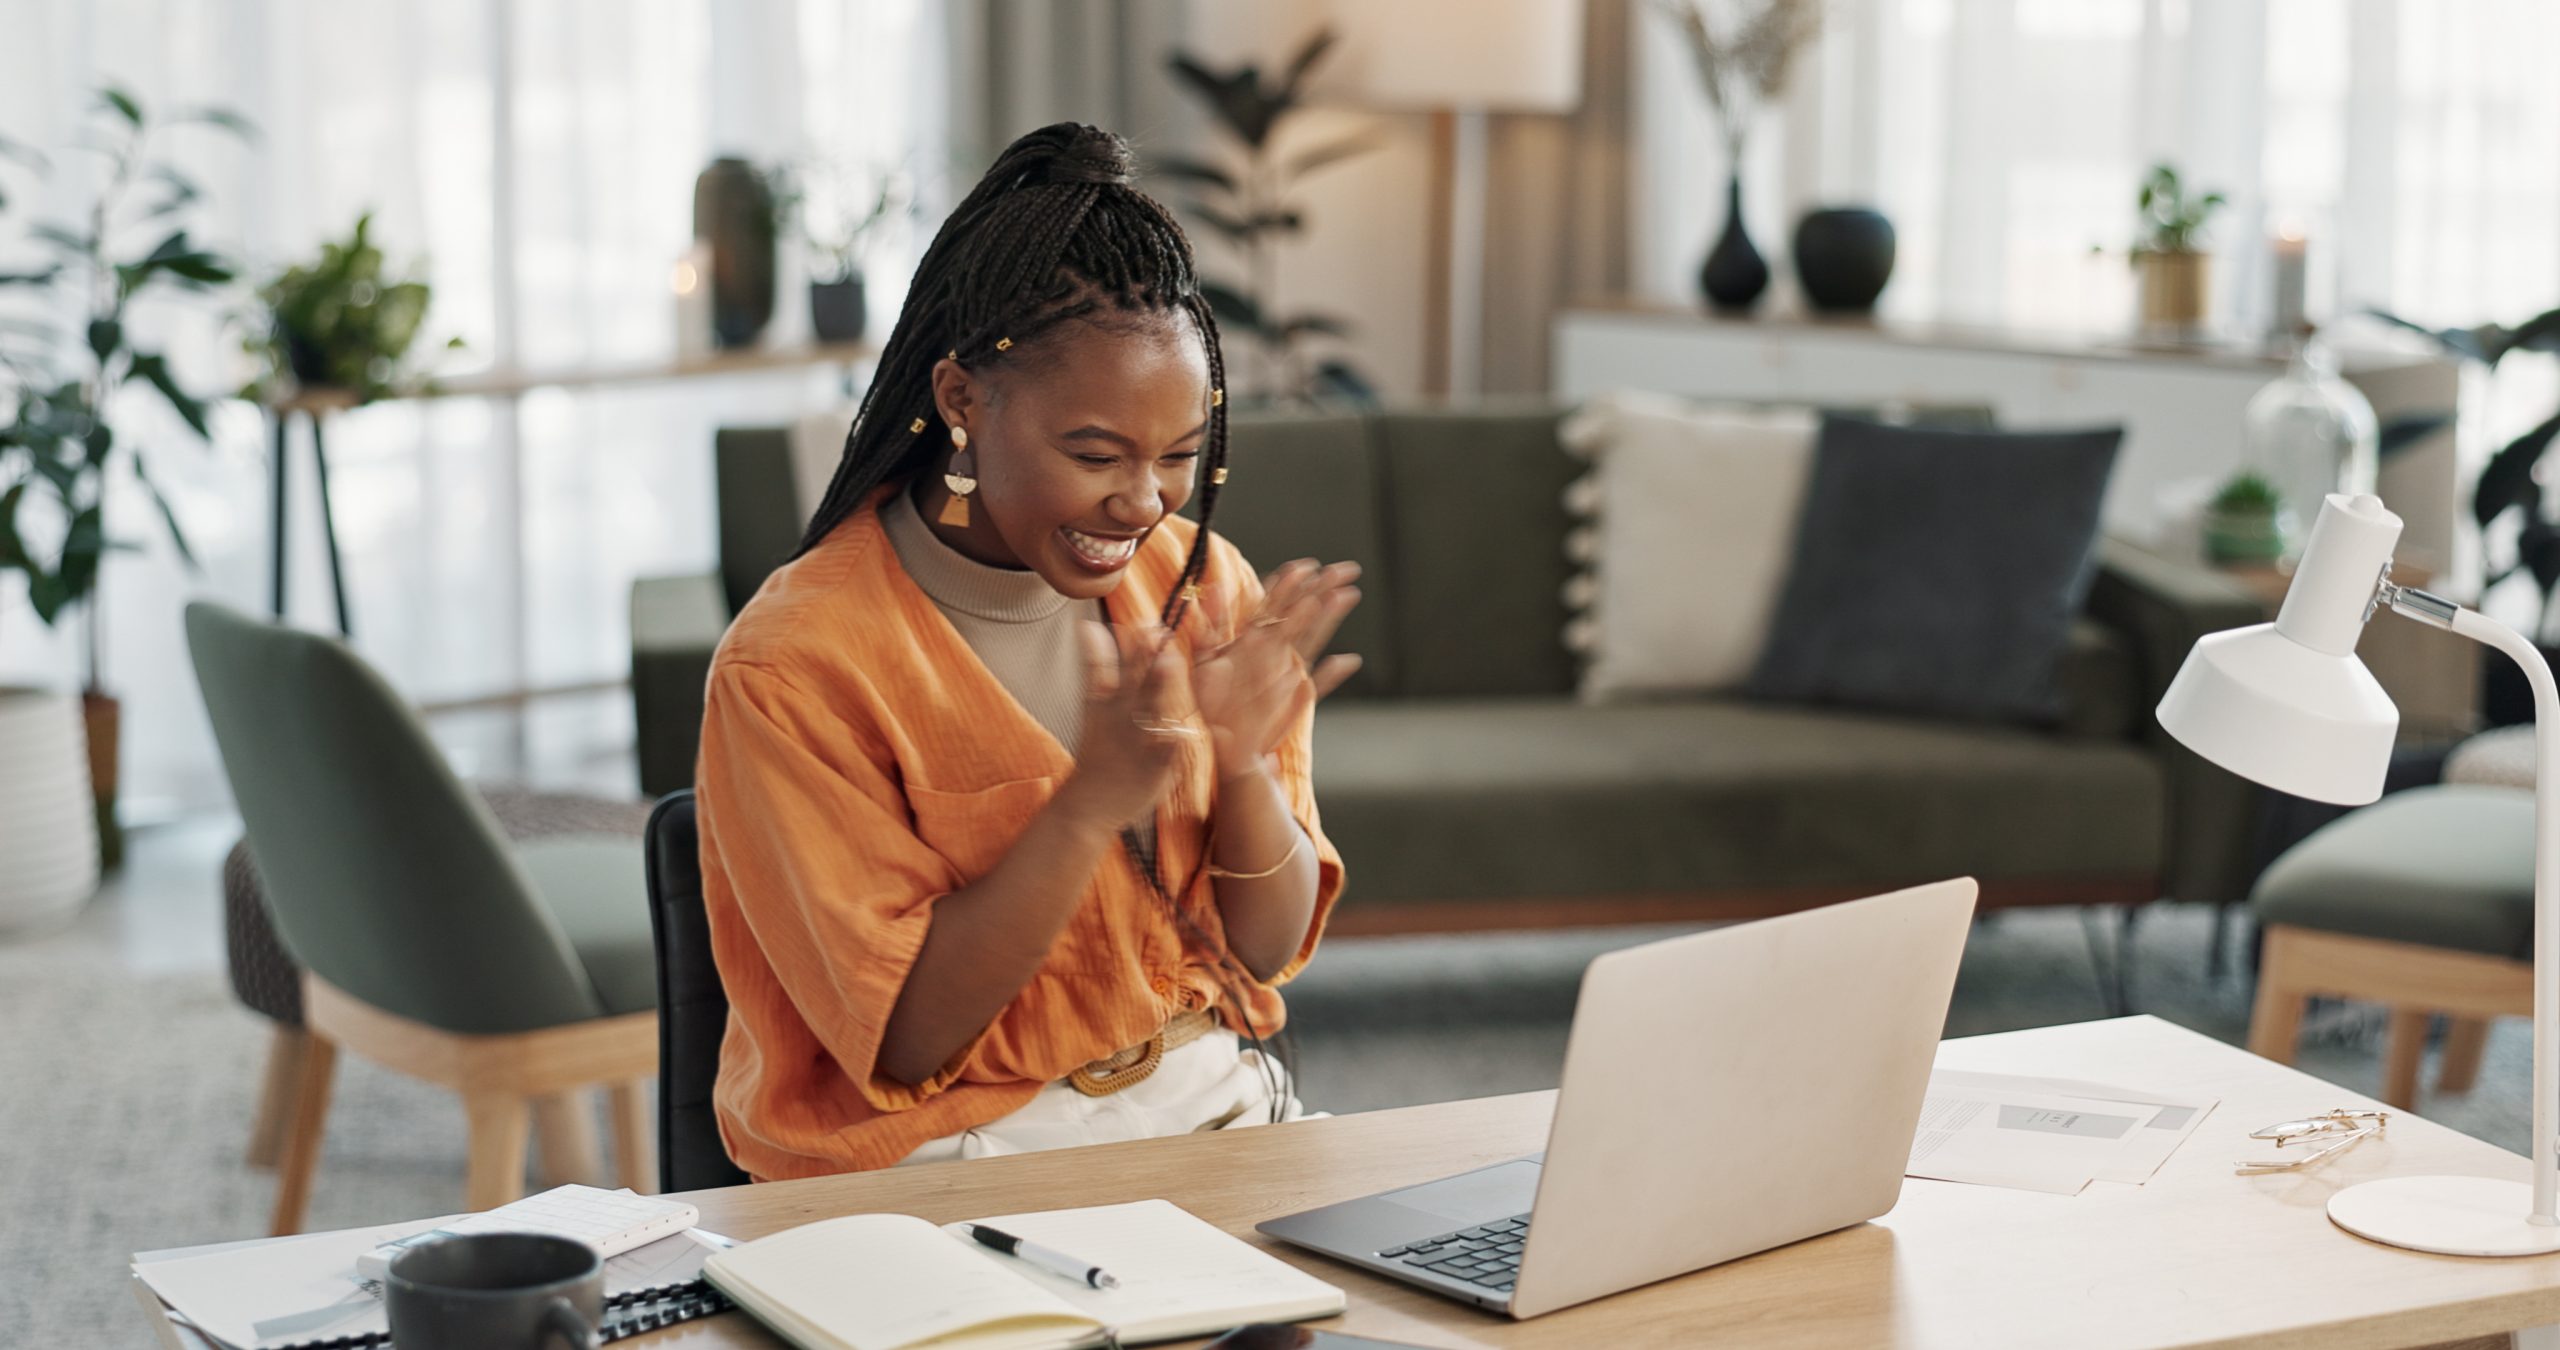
[141,1016,2556,1349]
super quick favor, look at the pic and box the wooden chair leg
[464,1092,533,1213]
[2440,1017,2492,1094]
[2246,935,2310,1065]
[608,1080,655,1194]
[247,1024,310,1168]
[532,1091,604,1188]
[2382,1009,2431,1110]
[268,1034,339,1236]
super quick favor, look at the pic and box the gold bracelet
[1207,832,1305,881]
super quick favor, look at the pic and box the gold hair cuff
[1208,832,1304,881]
[909,417,927,433]
[996,336,1014,351]
[1211,467,1229,485]
[1210,388,1224,407]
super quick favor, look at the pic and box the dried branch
[1651,0,1825,155]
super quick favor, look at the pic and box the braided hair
[793,122,1231,636]
[801,122,1297,1116]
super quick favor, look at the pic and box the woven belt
[1067,1008,1219,1097]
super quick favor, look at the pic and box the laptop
[1258,878,1976,1319]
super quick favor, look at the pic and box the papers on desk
[1906,1069,2216,1195]
[133,1216,721,1349]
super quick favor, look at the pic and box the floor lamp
[1334,1,1583,400]
[2156,491,2560,1256]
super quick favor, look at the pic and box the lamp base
[2328,1176,2560,1256]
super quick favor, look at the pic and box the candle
[672,242,714,360]
[2271,228,2308,344]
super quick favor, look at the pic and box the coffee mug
[385,1231,604,1350]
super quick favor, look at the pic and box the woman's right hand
[1054,621,1196,835]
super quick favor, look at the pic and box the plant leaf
[1148,154,1237,197]
[2377,411,2454,458]
[1199,280,1270,338]
[172,106,258,141]
[0,481,27,569]
[32,222,91,254]
[1280,313,1351,339]
[1181,200,1257,247]
[2474,410,2560,529]
[131,454,198,570]
[1276,28,1338,106]
[0,267,61,287]
[0,133,50,171]
[1311,358,1379,408]
[1286,134,1378,180]
[97,86,144,127]
[127,351,212,439]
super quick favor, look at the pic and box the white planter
[0,689,100,933]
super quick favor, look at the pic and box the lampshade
[1327,0,1585,112]
[2154,493,2406,805]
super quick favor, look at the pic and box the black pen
[962,1223,1121,1289]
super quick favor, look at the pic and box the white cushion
[1559,391,1817,701]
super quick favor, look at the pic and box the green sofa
[631,408,2265,930]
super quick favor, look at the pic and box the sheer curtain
[0,0,942,814]
[1633,0,2560,606]
[1636,0,2560,342]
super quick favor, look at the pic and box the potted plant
[1161,29,1378,407]
[240,211,457,406]
[790,160,911,346]
[0,85,249,887]
[2202,471,2291,566]
[2133,163,2225,337]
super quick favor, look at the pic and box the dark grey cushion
[1747,415,2122,725]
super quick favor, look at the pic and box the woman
[696,123,1362,1181]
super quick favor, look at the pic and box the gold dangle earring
[940,426,978,528]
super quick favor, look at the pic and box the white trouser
[894,1030,1317,1167]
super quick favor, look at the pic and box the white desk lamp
[2157,491,2560,1256]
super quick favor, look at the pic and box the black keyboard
[1377,1213,1532,1294]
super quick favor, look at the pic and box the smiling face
[919,315,1212,602]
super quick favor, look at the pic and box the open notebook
[702,1199,1344,1350]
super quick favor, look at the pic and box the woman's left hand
[1190,559,1364,783]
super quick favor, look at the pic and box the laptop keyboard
[1377,1214,1531,1294]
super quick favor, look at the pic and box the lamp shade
[2154,492,2406,806]
[1328,0,1585,112]
[2155,624,2398,804]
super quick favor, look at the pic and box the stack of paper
[134,1217,720,1349]
[1905,1069,2217,1195]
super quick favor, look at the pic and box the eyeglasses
[2235,1109,2389,1174]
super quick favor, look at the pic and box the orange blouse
[695,487,1345,1179]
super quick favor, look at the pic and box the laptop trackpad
[1384,1159,1543,1224]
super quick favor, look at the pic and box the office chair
[185,602,659,1232]
[644,790,752,1191]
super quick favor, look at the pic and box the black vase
[693,158,776,350]
[809,275,867,344]
[1792,207,1897,313]
[1699,173,1770,313]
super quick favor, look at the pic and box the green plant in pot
[0,85,250,886]
[2202,471,2291,565]
[791,160,911,346]
[1161,29,1379,407]
[240,211,457,405]
[2133,163,2225,337]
